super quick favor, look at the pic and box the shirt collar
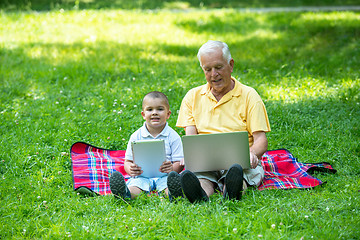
[140,122,170,138]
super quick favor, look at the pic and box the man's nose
[211,68,218,77]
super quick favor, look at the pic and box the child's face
[141,97,171,131]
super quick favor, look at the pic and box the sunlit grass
[1,10,196,45]
[263,77,360,102]
[298,11,360,24]
[0,8,359,239]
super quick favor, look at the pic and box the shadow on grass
[1,36,358,106]
[1,39,359,135]
[267,97,360,176]
[2,11,358,98]
[0,41,199,100]
[176,11,360,80]
[1,10,359,101]
[1,10,359,155]
[1,44,359,178]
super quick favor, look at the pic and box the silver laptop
[182,131,250,172]
[131,140,167,178]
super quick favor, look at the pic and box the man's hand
[250,151,259,169]
[127,162,143,177]
[160,161,173,173]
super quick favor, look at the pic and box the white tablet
[131,139,167,178]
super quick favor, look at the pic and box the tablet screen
[131,140,167,178]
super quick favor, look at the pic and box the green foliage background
[2,0,360,10]
[0,1,359,239]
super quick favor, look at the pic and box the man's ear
[229,58,234,73]
[141,111,146,120]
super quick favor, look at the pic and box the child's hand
[159,160,173,173]
[128,162,143,176]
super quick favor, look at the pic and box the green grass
[1,6,359,240]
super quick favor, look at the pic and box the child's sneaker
[223,164,243,201]
[180,170,208,203]
[167,171,183,202]
[109,171,131,199]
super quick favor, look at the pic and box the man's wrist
[251,150,264,160]
[250,150,258,159]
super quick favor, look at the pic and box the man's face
[200,48,234,97]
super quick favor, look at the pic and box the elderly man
[167,40,271,203]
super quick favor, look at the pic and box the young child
[110,91,184,200]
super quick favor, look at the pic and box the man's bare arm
[185,125,198,135]
[249,131,268,168]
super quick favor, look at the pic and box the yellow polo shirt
[176,77,271,146]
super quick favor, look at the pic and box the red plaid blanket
[258,148,336,190]
[70,142,336,195]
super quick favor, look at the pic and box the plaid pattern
[71,142,129,195]
[71,143,336,195]
[258,149,336,190]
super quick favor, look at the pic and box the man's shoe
[180,170,208,203]
[167,171,183,202]
[223,164,243,201]
[109,171,131,199]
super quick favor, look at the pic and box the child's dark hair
[142,91,170,109]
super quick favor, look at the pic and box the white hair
[197,40,232,66]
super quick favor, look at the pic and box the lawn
[0,2,359,239]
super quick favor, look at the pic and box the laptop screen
[182,131,250,172]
